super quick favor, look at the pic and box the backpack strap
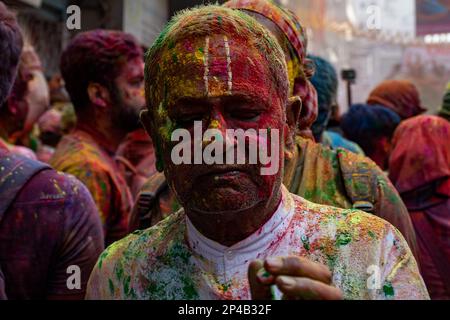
[337,148,377,213]
[0,152,51,222]
[130,172,168,231]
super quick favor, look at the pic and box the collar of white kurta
[185,185,296,281]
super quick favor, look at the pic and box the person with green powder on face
[86,5,428,300]
[131,0,418,262]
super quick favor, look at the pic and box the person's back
[51,128,132,245]
[283,135,417,255]
[0,148,104,299]
[389,115,450,299]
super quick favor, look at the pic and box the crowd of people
[0,0,448,300]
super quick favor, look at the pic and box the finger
[248,260,273,300]
[256,268,275,285]
[275,276,343,300]
[264,256,332,284]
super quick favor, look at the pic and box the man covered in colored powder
[0,1,104,299]
[86,6,428,300]
[51,30,145,245]
[132,0,418,258]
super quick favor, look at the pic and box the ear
[140,109,164,172]
[87,83,110,108]
[7,100,18,115]
[286,95,302,131]
[284,95,302,160]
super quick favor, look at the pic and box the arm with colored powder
[373,223,429,300]
[85,235,136,300]
[374,170,419,261]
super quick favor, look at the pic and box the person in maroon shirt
[0,1,104,299]
[389,115,450,299]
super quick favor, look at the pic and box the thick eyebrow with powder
[224,92,270,110]
[169,97,211,117]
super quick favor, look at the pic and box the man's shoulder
[52,132,109,166]
[298,136,378,171]
[290,193,396,245]
[289,193,426,300]
[51,134,113,176]
[18,168,96,209]
[87,210,186,299]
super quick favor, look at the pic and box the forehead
[151,34,279,109]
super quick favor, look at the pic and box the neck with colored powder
[75,118,125,154]
[185,187,283,247]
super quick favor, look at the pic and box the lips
[199,169,249,186]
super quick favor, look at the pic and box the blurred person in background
[51,30,143,245]
[309,54,364,155]
[438,82,450,122]
[367,80,427,120]
[116,128,157,198]
[35,74,75,163]
[389,115,450,299]
[0,1,103,299]
[0,44,50,152]
[36,108,63,162]
[340,104,401,171]
[0,44,50,159]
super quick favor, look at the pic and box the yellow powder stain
[209,119,220,129]
[157,102,167,119]
[194,49,204,61]
[350,215,362,225]
[52,180,67,197]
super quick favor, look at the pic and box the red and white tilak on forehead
[202,35,233,97]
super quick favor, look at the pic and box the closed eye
[229,110,262,122]
[174,114,205,128]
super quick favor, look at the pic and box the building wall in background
[287,0,447,114]
[123,0,168,48]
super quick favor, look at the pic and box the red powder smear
[183,39,194,52]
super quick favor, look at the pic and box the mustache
[189,163,265,184]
